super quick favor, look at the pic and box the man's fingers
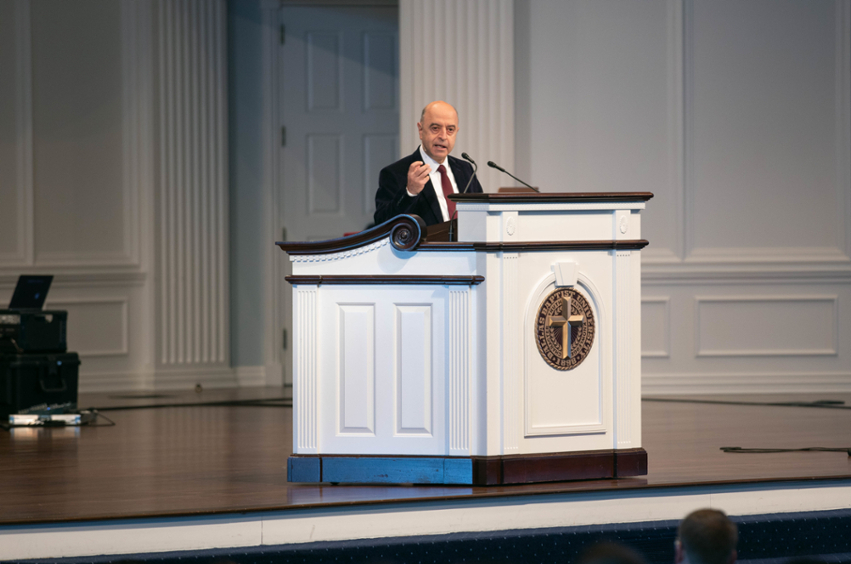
[409,161,430,180]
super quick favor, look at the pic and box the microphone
[487,161,539,192]
[460,152,478,194]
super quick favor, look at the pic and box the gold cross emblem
[546,296,586,359]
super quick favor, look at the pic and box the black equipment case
[0,310,67,354]
[0,353,80,417]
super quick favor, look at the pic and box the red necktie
[437,164,456,220]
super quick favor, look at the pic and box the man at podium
[374,100,483,226]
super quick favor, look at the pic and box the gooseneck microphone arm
[448,152,479,242]
[460,152,478,194]
[487,161,539,192]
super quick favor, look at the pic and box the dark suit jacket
[374,148,483,226]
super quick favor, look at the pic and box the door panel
[278,5,399,385]
[280,5,398,239]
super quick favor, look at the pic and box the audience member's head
[577,541,647,564]
[675,509,738,564]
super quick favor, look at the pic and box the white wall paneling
[517,0,851,394]
[154,0,230,377]
[842,0,851,261]
[647,0,851,393]
[656,0,851,276]
[0,0,233,391]
[0,0,142,270]
[641,297,671,359]
[0,0,33,265]
[399,0,514,192]
[520,0,851,276]
[695,296,838,358]
[656,0,685,265]
[44,298,130,358]
[258,0,284,387]
[685,0,849,266]
[643,371,851,396]
[31,0,135,267]
[0,0,151,392]
[520,0,671,200]
[641,282,851,394]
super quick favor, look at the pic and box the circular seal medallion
[535,287,595,370]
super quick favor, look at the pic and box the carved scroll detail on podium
[536,288,596,370]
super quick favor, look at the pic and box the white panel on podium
[313,284,447,455]
[338,303,375,435]
[395,304,433,435]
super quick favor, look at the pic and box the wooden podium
[278,192,653,485]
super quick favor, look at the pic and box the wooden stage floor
[1,388,849,526]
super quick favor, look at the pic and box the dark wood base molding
[288,448,648,486]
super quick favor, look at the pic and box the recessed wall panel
[363,32,397,111]
[307,134,342,214]
[338,304,375,434]
[363,134,397,213]
[0,0,20,259]
[524,1,672,245]
[47,299,128,357]
[642,298,670,358]
[31,0,125,258]
[395,305,432,435]
[307,32,341,111]
[690,0,839,251]
[696,296,837,357]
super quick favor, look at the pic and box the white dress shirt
[407,145,459,222]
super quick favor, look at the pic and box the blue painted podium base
[288,449,647,485]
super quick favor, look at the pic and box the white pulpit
[279,192,652,485]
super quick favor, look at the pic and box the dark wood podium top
[449,192,654,203]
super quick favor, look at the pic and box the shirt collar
[418,145,447,172]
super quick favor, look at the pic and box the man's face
[417,103,458,162]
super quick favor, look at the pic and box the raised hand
[406,161,431,195]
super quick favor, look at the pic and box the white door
[278,5,399,384]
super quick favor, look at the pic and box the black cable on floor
[643,397,850,410]
[721,446,851,456]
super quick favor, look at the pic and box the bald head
[420,101,458,122]
[417,100,459,162]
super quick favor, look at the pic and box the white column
[399,0,514,192]
[153,0,231,385]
